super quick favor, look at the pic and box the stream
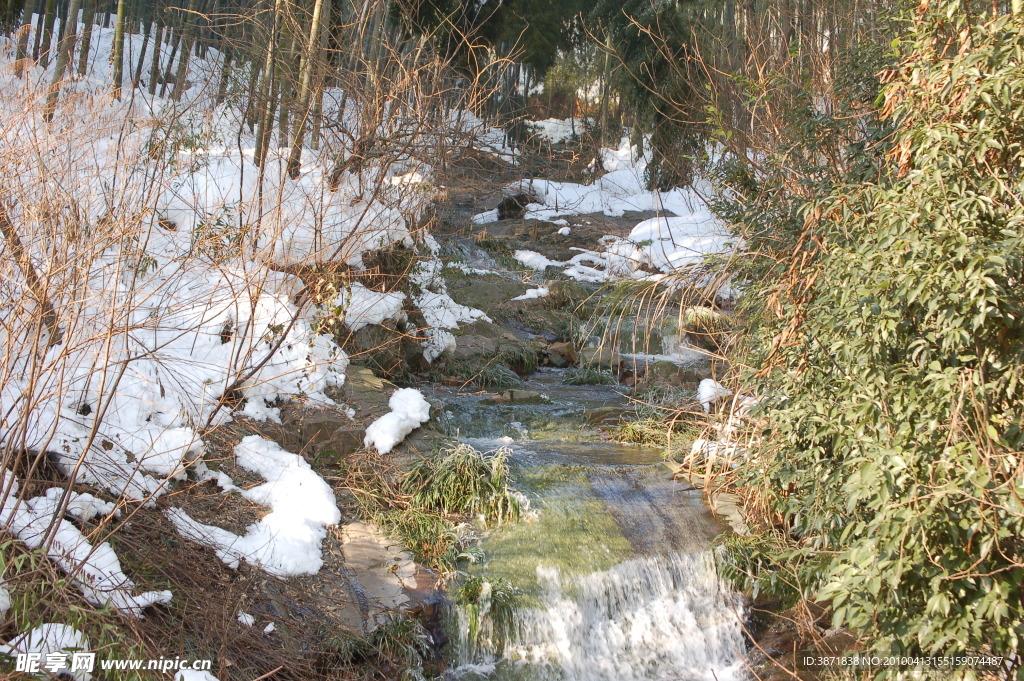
[427,369,748,681]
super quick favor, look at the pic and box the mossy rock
[444,276,527,316]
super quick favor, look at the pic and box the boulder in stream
[481,389,551,405]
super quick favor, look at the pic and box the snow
[0,13,493,583]
[470,136,737,295]
[176,672,221,681]
[512,287,550,302]
[0,580,9,617]
[698,379,733,413]
[472,138,658,223]
[604,215,735,275]
[527,118,589,144]
[515,250,564,271]
[0,470,172,618]
[454,110,519,164]
[237,611,255,627]
[411,259,491,362]
[165,436,341,576]
[28,488,120,522]
[0,261,352,499]
[0,624,91,681]
[472,209,500,225]
[690,438,745,467]
[264,622,276,635]
[363,388,432,455]
[449,262,494,276]
[335,283,407,332]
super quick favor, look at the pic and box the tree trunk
[159,25,181,97]
[169,0,199,101]
[110,0,127,99]
[253,0,284,168]
[215,43,233,104]
[147,20,163,95]
[31,0,45,59]
[43,0,82,121]
[286,0,329,178]
[277,29,301,150]
[133,14,152,84]
[3,0,25,32]
[37,0,56,66]
[76,0,95,75]
[0,205,61,347]
[54,0,66,49]
[14,19,32,78]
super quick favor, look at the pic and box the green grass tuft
[402,443,523,527]
[348,443,524,572]
[450,363,521,389]
[561,368,617,385]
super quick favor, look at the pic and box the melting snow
[0,624,92,681]
[0,470,172,617]
[335,282,407,332]
[364,388,432,455]
[165,436,341,576]
[698,379,733,413]
[512,287,550,302]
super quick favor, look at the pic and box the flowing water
[429,370,748,681]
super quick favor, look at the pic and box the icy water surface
[428,370,748,681]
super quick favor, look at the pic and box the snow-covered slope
[0,13,490,628]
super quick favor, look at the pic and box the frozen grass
[610,394,702,455]
[319,612,433,679]
[402,443,523,527]
[346,443,523,572]
[561,368,617,385]
[453,575,523,653]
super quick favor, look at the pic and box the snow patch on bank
[511,287,550,302]
[604,215,736,275]
[474,137,697,223]
[364,389,432,454]
[473,135,738,294]
[0,624,92,681]
[335,283,407,332]
[0,471,172,617]
[412,259,491,362]
[165,436,341,576]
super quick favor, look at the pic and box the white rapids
[447,552,747,681]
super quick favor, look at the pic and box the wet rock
[298,410,350,446]
[341,366,396,420]
[451,320,514,361]
[482,389,551,405]
[496,193,533,220]
[323,424,365,460]
[257,405,354,457]
[445,278,527,317]
[545,342,578,368]
[634,360,709,392]
[517,309,571,342]
[580,345,621,370]
[585,406,625,426]
[341,521,416,616]
[346,322,421,376]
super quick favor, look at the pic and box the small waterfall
[447,552,747,681]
